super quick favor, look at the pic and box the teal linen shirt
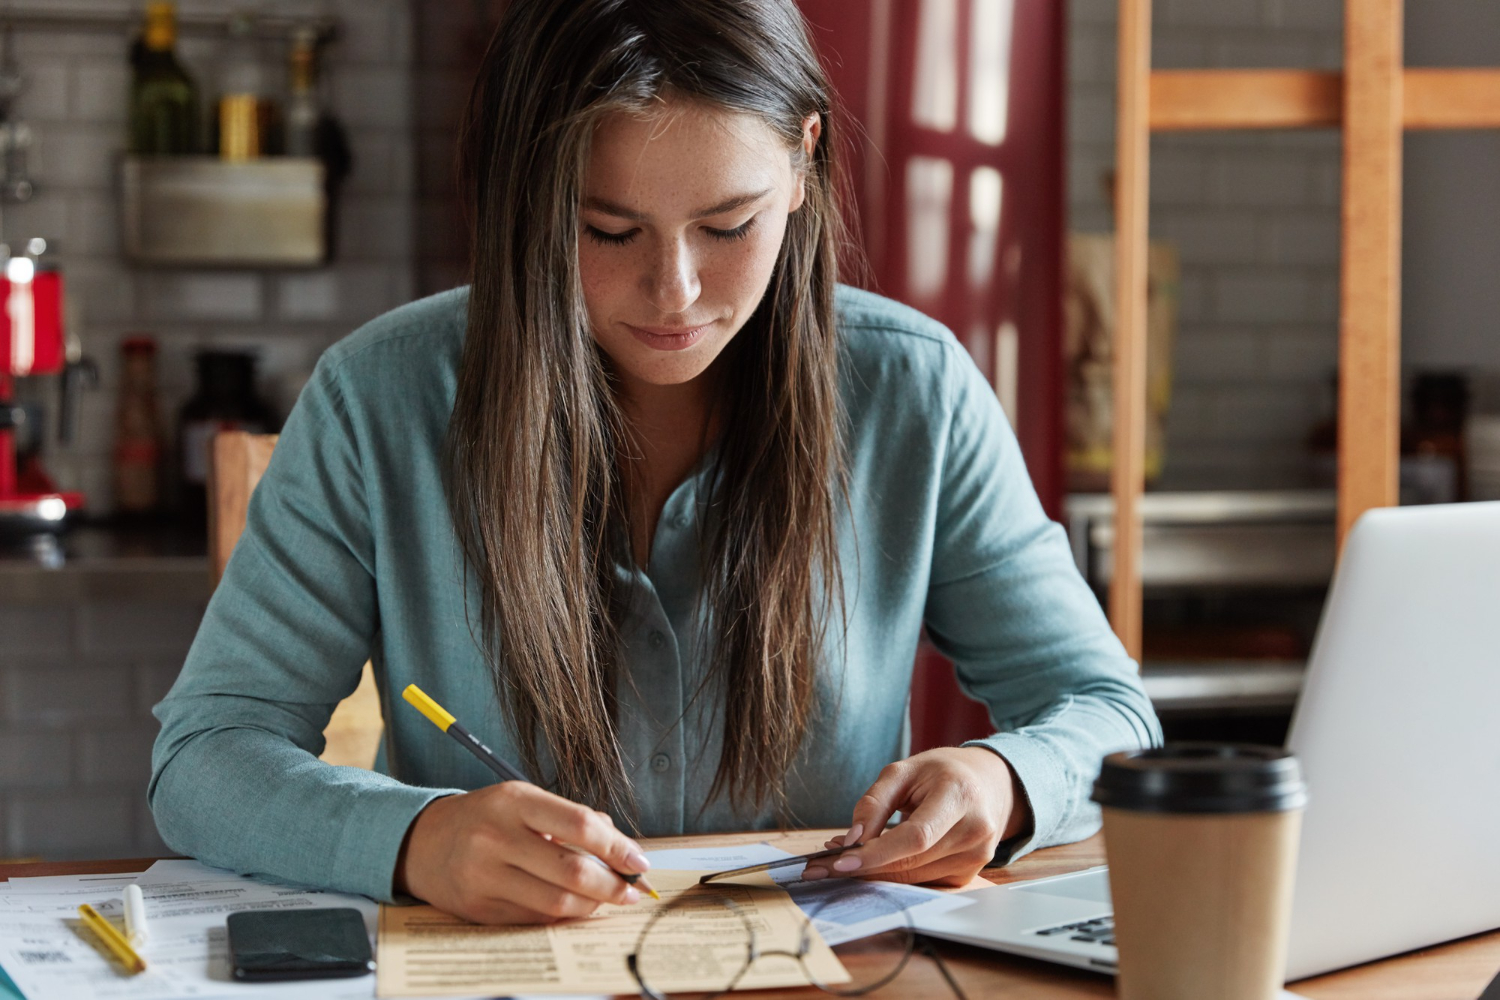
[150,285,1160,903]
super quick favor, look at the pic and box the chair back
[209,432,278,584]
[209,431,383,769]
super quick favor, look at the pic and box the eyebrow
[583,189,773,222]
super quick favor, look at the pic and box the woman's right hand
[393,782,651,924]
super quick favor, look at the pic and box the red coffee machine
[0,240,85,529]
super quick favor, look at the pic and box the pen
[401,683,660,901]
[123,884,149,948]
[697,843,865,884]
[77,903,147,975]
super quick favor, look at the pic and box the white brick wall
[1069,0,1344,489]
[10,0,417,515]
[0,0,420,862]
[0,590,205,859]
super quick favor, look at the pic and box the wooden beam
[1404,68,1500,128]
[1150,68,1500,132]
[1110,0,1151,663]
[1338,0,1403,544]
[1151,70,1342,130]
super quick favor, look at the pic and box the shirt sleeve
[149,358,459,902]
[921,349,1162,862]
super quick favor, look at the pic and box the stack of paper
[0,860,380,1000]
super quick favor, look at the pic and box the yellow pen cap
[78,903,146,974]
[403,683,457,732]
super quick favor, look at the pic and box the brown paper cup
[1093,744,1306,1000]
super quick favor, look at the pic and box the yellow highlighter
[401,684,658,900]
[77,903,146,975]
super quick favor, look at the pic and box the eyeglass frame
[624,879,970,1000]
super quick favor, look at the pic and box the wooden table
[4,831,1497,999]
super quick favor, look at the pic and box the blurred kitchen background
[0,0,1496,859]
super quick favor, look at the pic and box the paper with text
[0,861,382,1000]
[375,869,848,998]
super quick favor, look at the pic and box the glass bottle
[177,350,276,522]
[128,2,198,155]
[284,26,321,157]
[113,336,163,516]
[1402,372,1469,504]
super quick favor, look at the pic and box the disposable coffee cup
[1092,743,1307,1000]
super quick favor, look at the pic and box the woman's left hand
[805,747,1032,887]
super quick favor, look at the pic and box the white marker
[122,884,149,948]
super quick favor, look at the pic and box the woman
[150,0,1159,926]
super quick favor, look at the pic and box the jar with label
[217,13,267,160]
[177,349,275,522]
[113,336,164,516]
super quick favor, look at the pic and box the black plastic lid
[1091,743,1307,814]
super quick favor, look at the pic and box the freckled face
[578,101,806,392]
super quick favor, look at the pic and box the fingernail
[802,866,828,881]
[844,823,863,845]
[832,855,862,873]
[626,850,650,872]
[623,886,641,904]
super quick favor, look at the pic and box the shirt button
[672,513,689,528]
[648,630,665,650]
[651,753,671,773]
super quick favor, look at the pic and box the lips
[623,321,714,352]
[629,323,712,336]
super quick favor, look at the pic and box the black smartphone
[226,907,375,982]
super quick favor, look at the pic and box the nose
[643,235,700,316]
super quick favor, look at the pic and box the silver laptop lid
[1285,502,1500,980]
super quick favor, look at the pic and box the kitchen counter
[1064,489,1338,588]
[1064,490,1338,714]
[0,520,210,604]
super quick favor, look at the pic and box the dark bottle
[129,2,199,155]
[277,26,351,258]
[177,350,275,524]
[1403,372,1469,504]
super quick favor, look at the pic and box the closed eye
[706,217,757,242]
[585,226,638,246]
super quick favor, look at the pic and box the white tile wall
[9,0,417,515]
[411,1,489,297]
[1,0,420,862]
[1068,0,1345,489]
[10,793,139,857]
[0,593,207,859]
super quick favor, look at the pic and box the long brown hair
[447,0,848,817]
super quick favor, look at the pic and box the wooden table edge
[5,833,1496,999]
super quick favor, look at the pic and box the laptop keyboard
[1032,914,1115,947]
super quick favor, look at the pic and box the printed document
[376,868,847,997]
[0,860,380,1000]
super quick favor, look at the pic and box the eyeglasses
[626,879,970,999]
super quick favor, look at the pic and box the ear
[788,112,822,212]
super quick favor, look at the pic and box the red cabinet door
[800,0,1066,749]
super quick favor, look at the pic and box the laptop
[913,501,1500,984]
